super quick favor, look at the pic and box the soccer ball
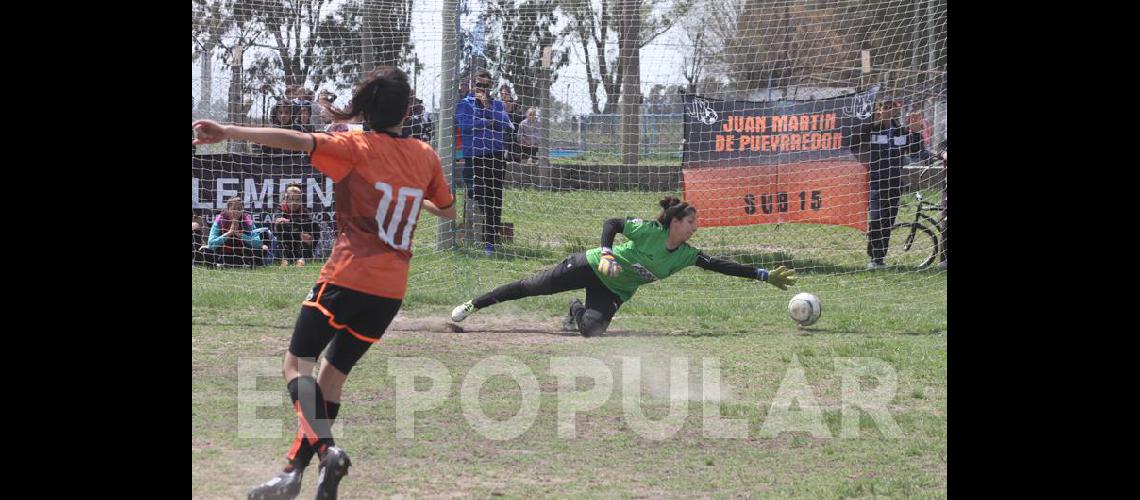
[787,293,822,326]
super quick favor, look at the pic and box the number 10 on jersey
[374,182,424,250]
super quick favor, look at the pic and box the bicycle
[884,190,945,269]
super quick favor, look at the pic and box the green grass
[193,188,946,497]
[195,188,945,334]
[550,151,682,166]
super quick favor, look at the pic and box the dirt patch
[387,313,587,347]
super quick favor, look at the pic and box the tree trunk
[228,43,246,152]
[199,46,213,118]
[619,0,640,166]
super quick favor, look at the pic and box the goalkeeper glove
[757,265,796,290]
[598,249,622,277]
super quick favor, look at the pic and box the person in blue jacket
[456,69,514,255]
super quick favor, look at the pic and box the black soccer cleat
[314,447,352,500]
[248,467,305,500]
[561,299,582,332]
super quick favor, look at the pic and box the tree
[193,0,263,122]
[562,0,693,114]
[480,0,569,108]
[679,0,740,96]
[618,0,640,165]
[358,0,419,74]
[722,0,946,96]
[192,0,419,115]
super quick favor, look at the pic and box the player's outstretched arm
[694,252,796,290]
[193,120,313,152]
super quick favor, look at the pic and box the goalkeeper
[450,196,796,337]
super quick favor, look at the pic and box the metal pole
[436,0,458,250]
[927,0,938,91]
[538,47,551,189]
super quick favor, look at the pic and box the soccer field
[192,188,946,498]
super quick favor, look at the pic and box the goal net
[192,0,947,328]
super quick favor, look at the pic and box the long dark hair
[271,99,294,127]
[656,196,697,229]
[329,66,412,132]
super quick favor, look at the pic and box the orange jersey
[308,131,454,300]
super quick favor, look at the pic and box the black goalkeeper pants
[472,252,623,337]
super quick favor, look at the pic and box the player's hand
[262,244,269,251]
[300,233,314,243]
[598,253,622,277]
[765,266,797,290]
[192,120,230,145]
[275,217,290,224]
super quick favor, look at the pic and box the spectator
[499,85,526,162]
[301,88,325,129]
[456,69,515,256]
[258,99,297,155]
[273,183,318,267]
[291,99,315,133]
[849,99,932,270]
[281,85,318,131]
[316,89,338,127]
[192,213,207,264]
[908,106,933,148]
[285,83,303,101]
[517,107,539,163]
[198,197,269,268]
[402,97,434,143]
[271,99,294,128]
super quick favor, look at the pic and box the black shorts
[289,282,402,375]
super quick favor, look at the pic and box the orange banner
[682,161,868,232]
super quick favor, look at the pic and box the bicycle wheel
[885,223,939,269]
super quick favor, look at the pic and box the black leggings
[290,282,401,375]
[275,223,313,260]
[472,253,623,337]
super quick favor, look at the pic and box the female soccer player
[450,196,796,336]
[194,66,456,500]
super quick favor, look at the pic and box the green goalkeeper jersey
[585,218,700,302]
